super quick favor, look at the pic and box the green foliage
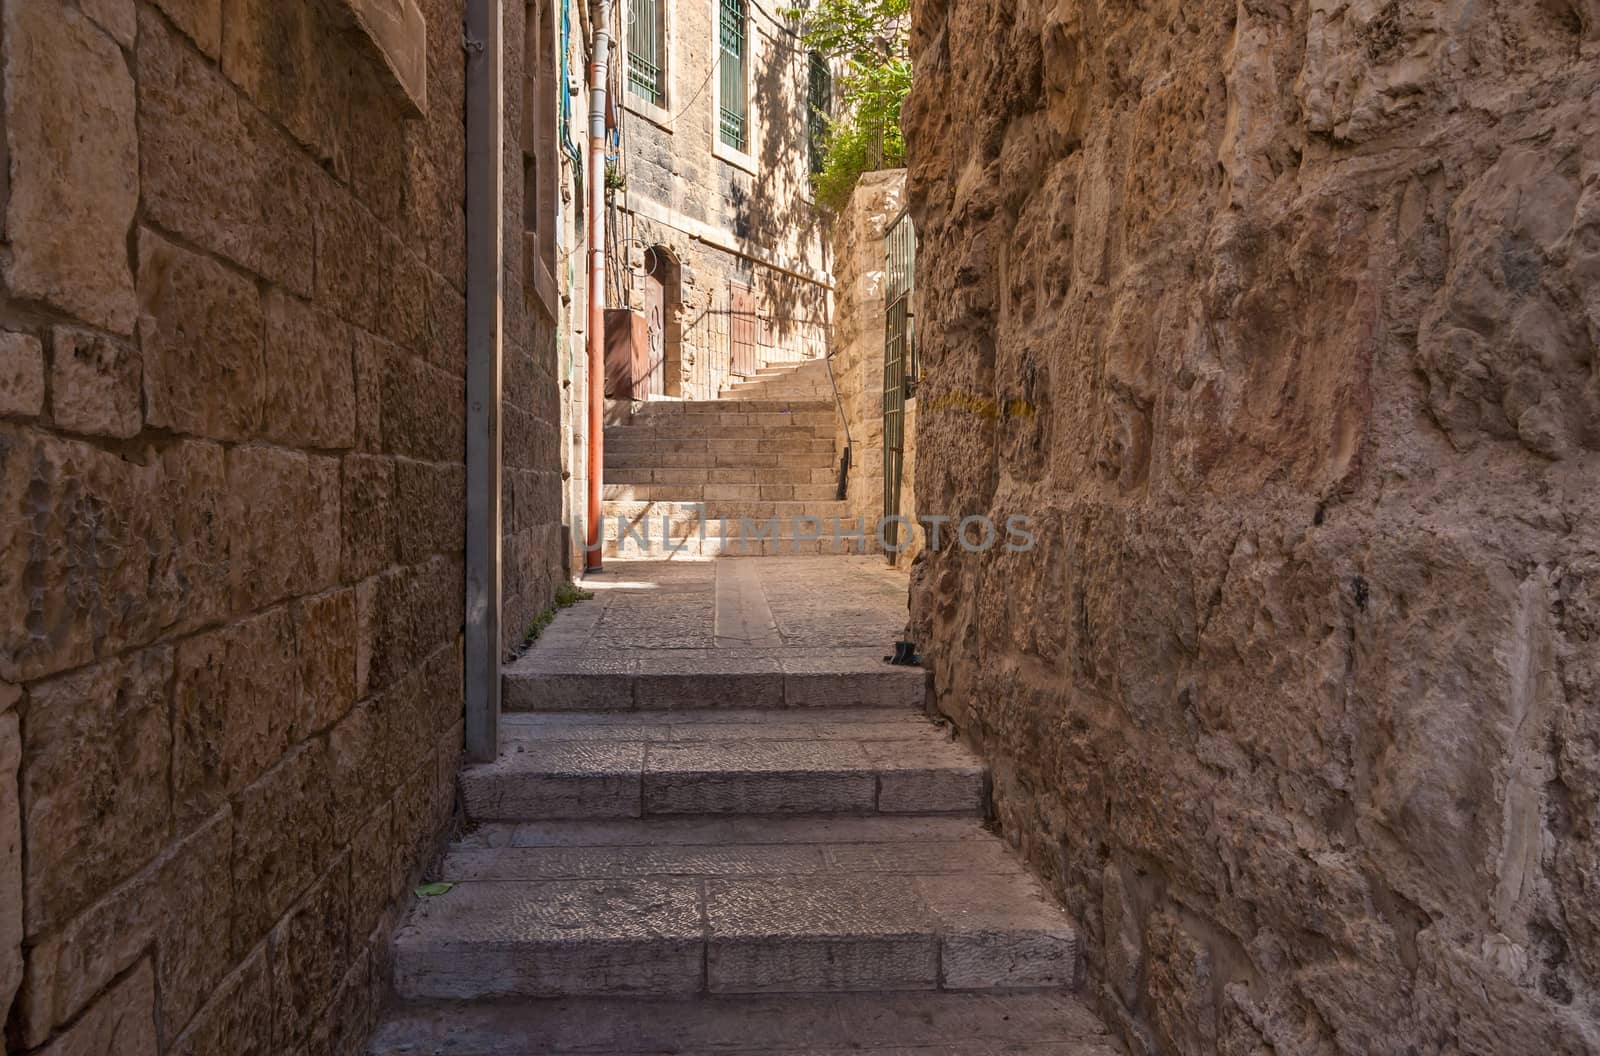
[788,0,911,211]
[521,581,595,651]
[555,581,595,607]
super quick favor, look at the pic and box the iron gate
[882,207,916,562]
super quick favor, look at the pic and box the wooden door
[730,280,757,377]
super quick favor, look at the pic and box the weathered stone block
[17,811,231,1048]
[422,636,464,735]
[349,802,394,947]
[296,589,358,737]
[49,326,142,439]
[173,609,297,826]
[366,556,464,693]
[137,8,313,293]
[167,943,274,1056]
[340,454,397,582]
[425,268,467,375]
[390,754,444,899]
[314,946,381,1056]
[340,0,429,114]
[0,332,45,417]
[316,186,428,348]
[354,330,388,452]
[269,853,350,1045]
[23,646,172,936]
[263,290,357,449]
[81,0,135,47]
[150,0,222,56]
[231,742,334,955]
[225,445,340,610]
[3,1,138,334]
[330,665,431,840]
[0,708,20,1026]
[395,457,465,561]
[36,959,158,1056]
[221,0,351,178]
[138,228,264,441]
[0,429,226,681]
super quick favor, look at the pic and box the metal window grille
[807,52,830,177]
[719,0,747,150]
[628,0,664,104]
[882,207,916,562]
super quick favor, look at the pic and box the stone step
[504,649,924,712]
[724,380,830,395]
[606,465,839,486]
[615,409,837,428]
[602,498,850,522]
[369,991,1117,1055]
[630,398,836,416]
[605,421,836,441]
[389,814,1082,1002]
[606,447,839,471]
[604,436,838,458]
[600,534,877,558]
[602,482,840,503]
[459,709,983,820]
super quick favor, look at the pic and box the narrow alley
[3,0,1596,1053]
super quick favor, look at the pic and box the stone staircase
[721,358,833,401]
[602,359,854,558]
[368,559,1116,1055]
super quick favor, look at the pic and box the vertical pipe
[465,0,505,763]
[585,0,611,571]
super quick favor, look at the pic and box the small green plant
[520,581,595,651]
[556,580,595,607]
[787,0,911,211]
[524,607,556,644]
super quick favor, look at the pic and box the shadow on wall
[731,13,830,360]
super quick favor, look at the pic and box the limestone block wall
[0,0,561,1051]
[831,170,923,563]
[905,0,1600,1052]
[502,0,569,647]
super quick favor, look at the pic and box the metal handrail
[823,347,852,500]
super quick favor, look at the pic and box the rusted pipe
[584,0,612,571]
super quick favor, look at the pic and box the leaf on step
[415,881,455,897]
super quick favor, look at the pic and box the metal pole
[585,0,612,571]
[464,0,504,763]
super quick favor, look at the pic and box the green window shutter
[719,0,747,150]
[807,52,830,177]
[628,0,664,104]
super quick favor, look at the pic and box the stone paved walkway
[504,558,922,711]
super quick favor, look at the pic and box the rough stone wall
[905,0,1600,1052]
[503,0,569,647]
[829,169,924,561]
[0,0,489,1050]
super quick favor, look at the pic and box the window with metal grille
[628,0,665,105]
[718,0,747,151]
[807,52,830,177]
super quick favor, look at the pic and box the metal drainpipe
[584,0,612,571]
[464,0,504,764]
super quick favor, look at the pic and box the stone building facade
[0,0,567,1052]
[905,0,1600,1053]
[605,0,834,400]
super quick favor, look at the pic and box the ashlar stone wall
[0,0,545,1051]
[905,0,1600,1052]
